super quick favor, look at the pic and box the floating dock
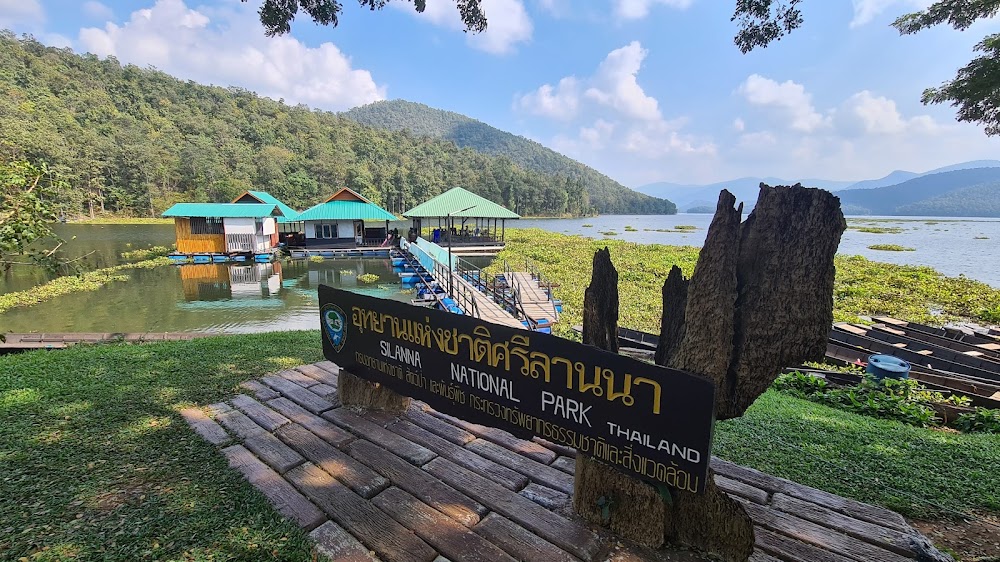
[0,332,209,353]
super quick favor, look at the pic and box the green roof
[403,187,519,219]
[244,191,299,223]
[162,203,281,218]
[295,200,396,222]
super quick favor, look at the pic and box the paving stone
[404,408,476,445]
[231,394,290,431]
[309,383,338,400]
[239,379,280,401]
[222,445,325,531]
[715,475,768,504]
[297,363,339,386]
[324,408,436,466]
[550,455,576,475]
[180,407,231,446]
[286,462,436,562]
[519,482,570,510]
[276,423,389,498]
[347,439,486,528]
[472,513,580,562]
[267,397,353,448]
[426,457,601,562]
[465,438,573,493]
[372,487,517,562]
[424,409,556,464]
[279,368,320,387]
[217,410,303,473]
[386,420,527,491]
[262,375,335,414]
[310,520,380,562]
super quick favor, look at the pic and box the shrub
[953,408,1000,433]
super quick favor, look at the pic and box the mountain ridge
[342,99,676,214]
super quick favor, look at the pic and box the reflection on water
[0,257,410,334]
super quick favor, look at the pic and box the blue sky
[2,0,999,186]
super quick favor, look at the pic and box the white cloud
[585,41,660,121]
[614,0,693,20]
[849,0,933,28]
[736,130,777,149]
[83,1,115,21]
[0,0,44,26]
[838,90,940,135]
[404,0,533,54]
[42,33,73,48]
[579,119,615,148]
[515,77,580,120]
[78,0,384,111]
[733,117,745,132]
[738,74,829,132]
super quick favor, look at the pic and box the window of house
[190,217,223,234]
[323,224,332,238]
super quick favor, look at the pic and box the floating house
[403,187,519,248]
[162,203,283,257]
[295,188,397,248]
[231,190,302,245]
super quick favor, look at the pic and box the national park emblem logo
[321,304,348,353]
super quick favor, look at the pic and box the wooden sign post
[319,286,717,494]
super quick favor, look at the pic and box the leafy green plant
[582,224,593,227]
[120,245,172,261]
[852,226,904,234]
[339,269,355,275]
[358,273,380,283]
[308,255,324,262]
[624,225,638,232]
[674,225,697,230]
[954,408,1000,433]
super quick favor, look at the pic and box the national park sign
[319,286,716,493]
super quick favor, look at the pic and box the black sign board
[319,286,716,493]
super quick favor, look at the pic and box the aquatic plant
[120,245,172,261]
[974,236,989,239]
[674,225,697,230]
[0,257,171,314]
[308,255,324,262]
[624,226,638,231]
[582,224,594,228]
[358,273,380,283]
[868,244,915,251]
[599,231,618,236]
[339,269,355,275]
[851,226,904,234]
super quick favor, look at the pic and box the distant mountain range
[638,160,1000,214]
[837,167,1000,216]
[342,100,676,214]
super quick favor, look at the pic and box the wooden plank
[519,483,569,510]
[297,364,339,386]
[206,402,232,417]
[316,360,341,374]
[231,394,290,432]
[179,407,231,446]
[221,445,325,531]
[747,549,784,562]
[372,487,517,562]
[276,423,389,499]
[711,458,909,531]
[464,438,573,494]
[323,408,436,466]
[310,521,380,562]
[754,526,856,562]
[266,397,353,448]
[278,369,320,388]
[309,383,338,400]
[472,513,581,562]
[715,475,768,504]
[550,456,576,475]
[384,419,527,491]
[261,375,335,414]
[240,380,280,401]
[771,493,918,556]
[742,502,913,562]
[286,462,437,562]
[423,409,556,464]
[425,457,601,562]
[405,408,476,445]
[534,437,577,458]
[346,439,486,528]
[216,410,304,474]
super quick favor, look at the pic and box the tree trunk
[338,371,410,413]
[573,185,846,561]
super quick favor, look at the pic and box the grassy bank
[70,217,173,225]
[495,229,1000,337]
[0,333,323,561]
[0,257,171,315]
[1,334,995,562]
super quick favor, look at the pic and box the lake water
[1,216,997,334]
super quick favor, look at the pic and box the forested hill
[342,100,675,214]
[0,34,672,219]
[836,167,1000,216]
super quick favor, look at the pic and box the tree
[733,0,1000,135]
[247,0,486,36]
[0,148,71,274]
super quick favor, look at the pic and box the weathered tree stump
[574,184,846,561]
[338,371,410,413]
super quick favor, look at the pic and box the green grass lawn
[3,332,998,561]
[0,332,323,561]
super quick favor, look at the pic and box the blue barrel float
[866,354,911,381]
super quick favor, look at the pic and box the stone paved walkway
[181,362,951,562]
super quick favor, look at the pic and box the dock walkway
[450,271,526,330]
[511,272,558,326]
[1,332,206,351]
[182,361,950,562]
